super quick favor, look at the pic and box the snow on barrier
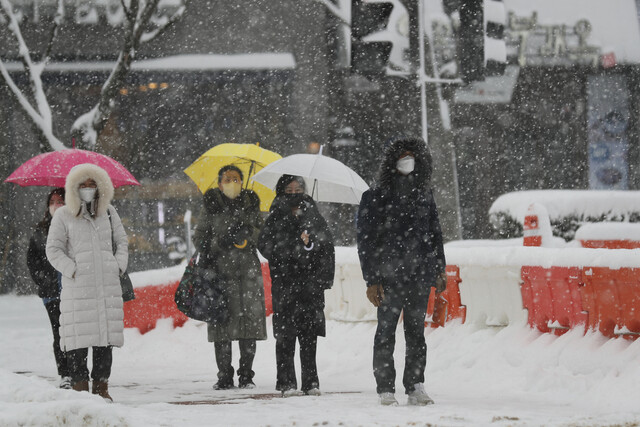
[576,222,640,249]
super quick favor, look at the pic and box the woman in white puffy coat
[46,163,128,401]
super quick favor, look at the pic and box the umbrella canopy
[250,151,369,204]
[4,149,140,188]
[183,143,282,212]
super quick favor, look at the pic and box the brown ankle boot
[92,380,113,402]
[72,380,89,392]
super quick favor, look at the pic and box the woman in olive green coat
[193,165,267,390]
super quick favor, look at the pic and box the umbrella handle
[246,161,255,189]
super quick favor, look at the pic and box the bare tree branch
[121,0,134,23]
[42,0,64,64]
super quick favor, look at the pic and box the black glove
[224,222,252,246]
[218,222,240,248]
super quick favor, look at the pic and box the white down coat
[46,163,128,352]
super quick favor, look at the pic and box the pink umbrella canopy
[4,149,140,188]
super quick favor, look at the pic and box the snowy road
[1,294,639,426]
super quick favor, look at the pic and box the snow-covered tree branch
[0,0,65,151]
[0,0,187,152]
[72,0,187,149]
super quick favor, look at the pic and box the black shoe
[213,381,234,390]
[238,378,256,389]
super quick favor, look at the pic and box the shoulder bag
[174,252,228,324]
[107,209,135,302]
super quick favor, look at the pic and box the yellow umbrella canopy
[184,143,282,212]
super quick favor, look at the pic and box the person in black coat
[258,175,335,396]
[356,137,446,406]
[26,187,70,388]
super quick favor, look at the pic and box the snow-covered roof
[489,190,640,221]
[504,0,640,64]
[2,53,297,73]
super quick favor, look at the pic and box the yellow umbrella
[184,143,282,212]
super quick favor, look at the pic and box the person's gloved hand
[435,272,447,293]
[366,284,384,307]
[232,223,252,244]
[221,222,251,247]
[219,222,241,248]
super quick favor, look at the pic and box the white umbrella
[250,150,369,204]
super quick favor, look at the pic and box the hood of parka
[377,137,432,193]
[64,163,114,217]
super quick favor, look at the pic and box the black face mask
[283,193,304,208]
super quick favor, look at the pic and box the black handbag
[174,253,228,324]
[107,209,135,302]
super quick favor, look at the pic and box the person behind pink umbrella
[26,187,70,389]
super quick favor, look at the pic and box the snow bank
[2,295,640,426]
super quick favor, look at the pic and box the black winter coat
[258,195,335,339]
[356,137,446,289]
[193,188,267,342]
[27,224,60,299]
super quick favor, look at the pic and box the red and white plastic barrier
[124,245,640,341]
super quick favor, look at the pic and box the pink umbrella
[4,149,140,188]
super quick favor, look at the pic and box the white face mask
[396,156,415,175]
[79,187,97,203]
[221,182,242,200]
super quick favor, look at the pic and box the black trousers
[275,332,319,393]
[44,300,69,378]
[214,339,256,384]
[66,346,113,384]
[373,284,430,394]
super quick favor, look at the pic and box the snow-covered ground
[1,294,640,427]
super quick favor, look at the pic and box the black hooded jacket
[27,222,60,299]
[258,192,335,339]
[356,137,446,289]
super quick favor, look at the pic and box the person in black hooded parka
[258,175,335,396]
[356,137,446,406]
[26,187,71,389]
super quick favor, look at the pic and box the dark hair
[217,165,244,183]
[275,174,306,196]
[38,187,65,231]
